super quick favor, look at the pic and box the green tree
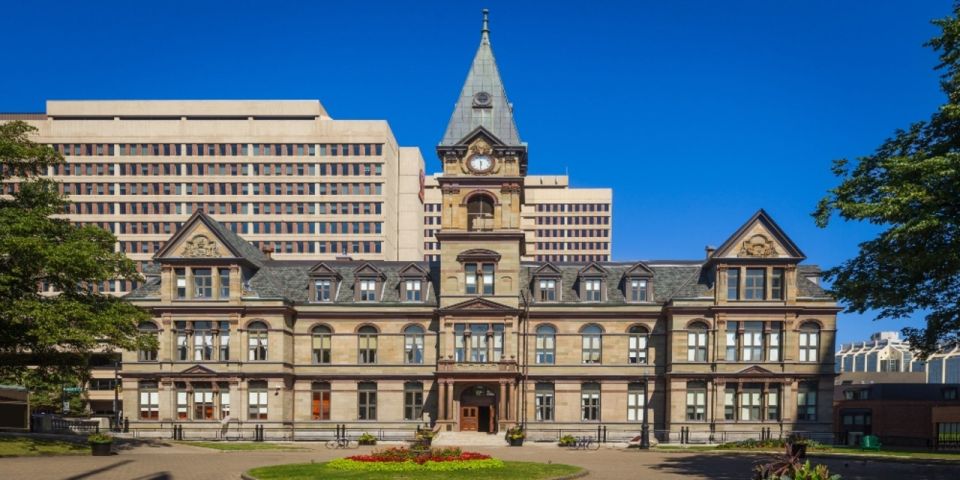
[814,6,960,356]
[0,121,154,405]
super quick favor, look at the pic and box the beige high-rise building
[423,175,612,262]
[2,100,425,293]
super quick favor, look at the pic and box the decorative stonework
[183,235,219,257]
[468,139,493,157]
[739,234,777,257]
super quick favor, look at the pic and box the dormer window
[359,279,378,301]
[404,280,422,301]
[175,268,187,299]
[538,279,557,301]
[771,268,785,300]
[744,268,765,300]
[584,279,603,302]
[314,279,333,302]
[628,279,648,302]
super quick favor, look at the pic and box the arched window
[535,325,556,364]
[581,324,603,364]
[628,325,649,365]
[404,325,425,364]
[311,325,332,364]
[358,326,378,364]
[466,194,494,231]
[138,322,158,362]
[799,323,820,362]
[687,322,708,362]
[247,321,268,361]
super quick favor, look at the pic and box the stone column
[438,381,446,420]
[446,382,454,421]
[498,381,507,424]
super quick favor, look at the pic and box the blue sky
[0,1,952,344]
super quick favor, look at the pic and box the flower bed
[328,447,505,472]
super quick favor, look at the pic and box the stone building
[120,11,838,443]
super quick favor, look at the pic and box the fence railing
[124,422,423,442]
[524,425,835,446]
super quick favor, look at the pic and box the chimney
[705,245,716,259]
[261,245,274,259]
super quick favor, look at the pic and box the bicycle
[572,436,601,451]
[325,436,358,449]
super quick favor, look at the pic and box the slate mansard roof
[128,259,829,305]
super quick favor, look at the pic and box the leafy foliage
[327,458,505,472]
[753,452,841,480]
[814,6,960,356]
[717,438,830,451]
[558,434,577,446]
[86,433,113,445]
[0,121,154,397]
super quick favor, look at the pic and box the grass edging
[652,446,960,465]
[242,462,587,480]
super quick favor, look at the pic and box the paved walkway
[0,440,957,479]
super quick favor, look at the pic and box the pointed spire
[440,9,522,147]
[481,8,490,45]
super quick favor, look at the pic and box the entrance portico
[436,377,519,432]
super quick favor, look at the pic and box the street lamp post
[113,360,120,430]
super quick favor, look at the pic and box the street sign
[64,387,83,394]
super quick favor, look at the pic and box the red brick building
[834,383,960,448]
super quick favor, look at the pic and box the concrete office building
[2,100,426,293]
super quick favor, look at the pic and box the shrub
[87,433,113,444]
[558,435,577,447]
[753,454,841,480]
[357,432,377,444]
[505,426,525,440]
[718,438,830,451]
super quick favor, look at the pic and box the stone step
[432,431,508,447]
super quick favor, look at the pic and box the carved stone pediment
[739,234,777,258]
[183,235,219,257]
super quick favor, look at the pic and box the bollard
[124,417,129,433]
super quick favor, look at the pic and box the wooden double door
[460,405,494,433]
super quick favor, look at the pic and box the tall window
[248,381,268,420]
[175,321,189,361]
[739,384,761,421]
[724,384,736,420]
[744,268,766,300]
[220,391,231,419]
[767,325,781,362]
[358,382,377,420]
[470,324,489,362]
[311,382,331,420]
[741,322,763,362]
[584,278,602,301]
[358,279,377,301]
[539,278,557,301]
[194,268,213,298]
[465,263,494,295]
[687,323,708,362]
[138,322,158,361]
[193,386,215,420]
[314,279,333,302]
[628,279,648,302]
[771,268,784,300]
[219,268,231,298]
[797,383,818,421]
[467,194,494,231]
[799,323,820,362]
[727,268,739,300]
[358,326,378,364]
[535,383,554,421]
[403,382,423,421]
[766,385,780,420]
[404,279,422,301]
[404,325,424,364]
[247,322,268,361]
[628,325,648,364]
[454,324,466,361]
[535,325,556,364]
[139,382,159,420]
[175,268,187,299]
[312,325,332,364]
[176,389,188,419]
[725,321,739,361]
[218,321,230,361]
[581,324,603,364]
[686,382,706,421]
[193,321,214,361]
[627,382,646,422]
[581,383,601,421]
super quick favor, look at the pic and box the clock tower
[435,9,528,310]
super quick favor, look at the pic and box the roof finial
[481,8,490,44]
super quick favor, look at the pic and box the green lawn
[180,441,305,451]
[247,461,583,480]
[0,436,90,457]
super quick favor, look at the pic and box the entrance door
[460,406,478,431]
[477,405,492,433]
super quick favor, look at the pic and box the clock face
[468,154,493,172]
